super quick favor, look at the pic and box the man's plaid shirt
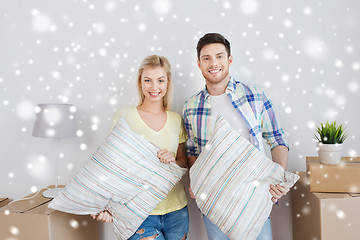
[183,77,288,157]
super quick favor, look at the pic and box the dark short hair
[196,33,231,60]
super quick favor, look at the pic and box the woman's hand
[157,143,187,168]
[157,150,176,164]
[91,210,113,223]
[269,184,289,203]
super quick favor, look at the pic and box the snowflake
[153,0,171,15]
[240,0,259,16]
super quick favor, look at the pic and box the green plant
[314,121,348,144]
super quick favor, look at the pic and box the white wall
[1,0,359,239]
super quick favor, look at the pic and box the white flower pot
[316,143,343,164]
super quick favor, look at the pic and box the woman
[92,55,189,240]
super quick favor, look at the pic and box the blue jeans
[203,215,272,240]
[128,206,189,240]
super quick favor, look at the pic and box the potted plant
[314,121,348,164]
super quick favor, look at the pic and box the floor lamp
[32,103,77,198]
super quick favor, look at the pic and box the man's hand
[91,210,113,223]
[189,187,195,199]
[269,184,289,203]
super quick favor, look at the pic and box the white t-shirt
[210,93,250,141]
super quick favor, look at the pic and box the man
[183,33,289,240]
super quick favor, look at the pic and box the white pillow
[49,118,187,240]
[190,115,299,240]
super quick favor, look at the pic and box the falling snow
[1,1,360,239]
[69,219,80,229]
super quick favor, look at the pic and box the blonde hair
[137,55,172,110]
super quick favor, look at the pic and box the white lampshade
[32,103,77,198]
[32,103,77,139]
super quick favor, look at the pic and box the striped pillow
[49,118,187,240]
[190,115,299,240]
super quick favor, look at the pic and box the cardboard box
[0,198,9,208]
[306,156,360,193]
[0,187,99,240]
[291,172,360,240]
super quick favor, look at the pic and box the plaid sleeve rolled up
[183,90,212,157]
[255,86,289,150]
